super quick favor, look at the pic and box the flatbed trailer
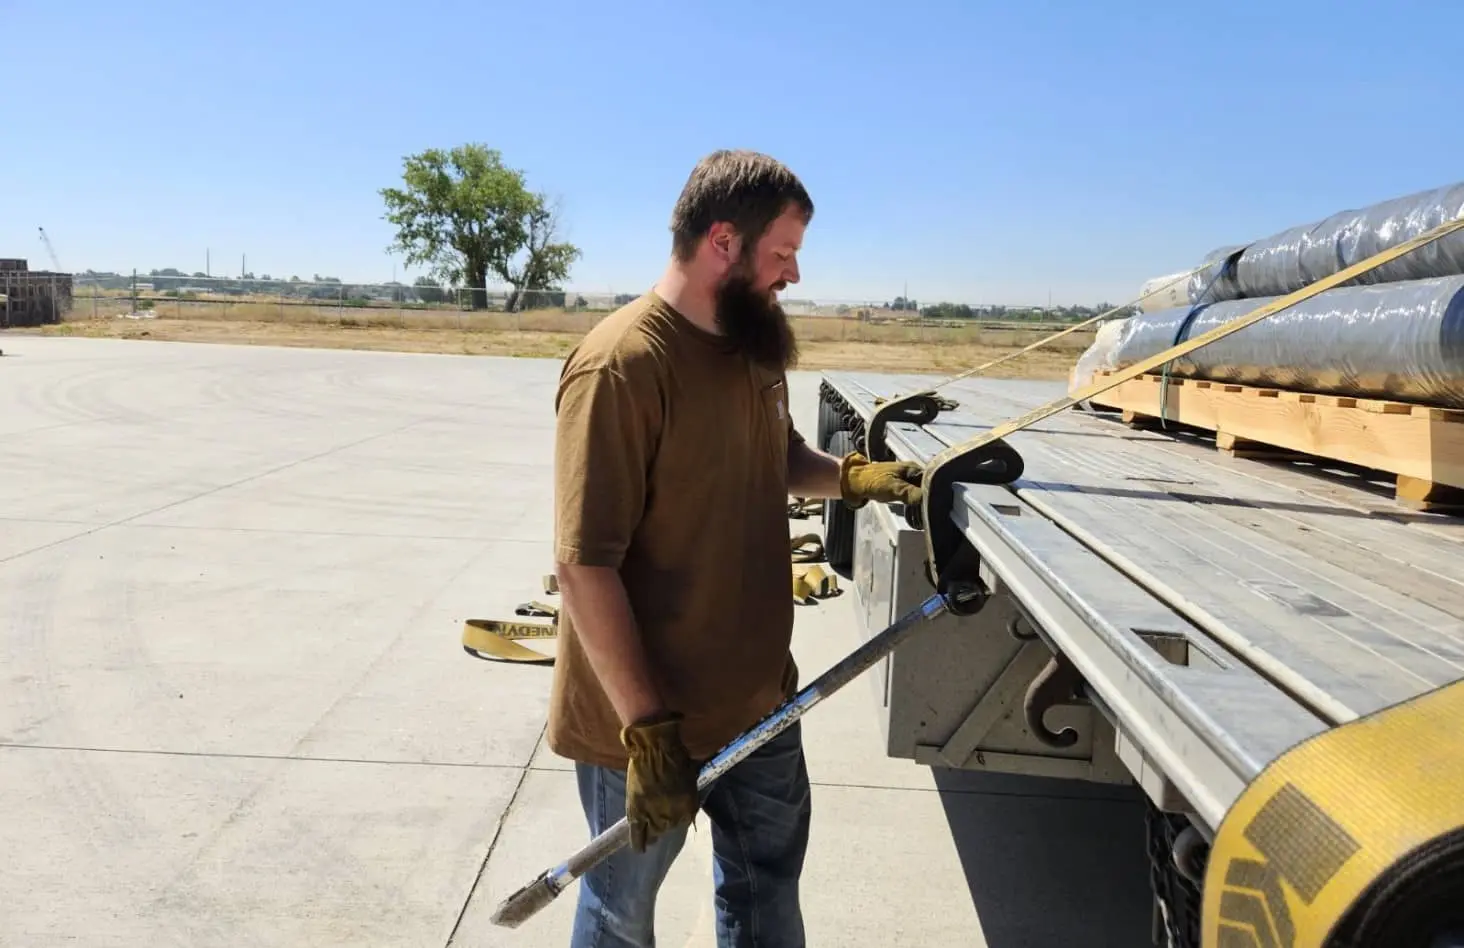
[813,369,1464,946]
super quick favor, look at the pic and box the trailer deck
[819,370,1464,833]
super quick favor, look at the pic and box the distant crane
[37,227,63,272]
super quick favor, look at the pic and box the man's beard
[713,266,799,372]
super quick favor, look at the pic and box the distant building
[1,258,73,327]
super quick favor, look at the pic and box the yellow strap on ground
[791,533,824,563]
[792,563,840,605]
[462,617,558,664]
[790,533,840,603]
[1202,677,1464,948]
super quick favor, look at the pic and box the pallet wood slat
[1089,371,1464,508]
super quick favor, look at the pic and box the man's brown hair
[669,150,814,262]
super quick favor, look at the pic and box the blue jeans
[570,721,811,948]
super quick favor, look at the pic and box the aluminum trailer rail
[814,370,1464,935]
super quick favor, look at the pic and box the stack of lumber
[1080,181,1464,510]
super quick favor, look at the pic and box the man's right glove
[620,711,700,852]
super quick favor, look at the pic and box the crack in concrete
[443,722,548,946]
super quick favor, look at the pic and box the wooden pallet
[1089,371,1464,511]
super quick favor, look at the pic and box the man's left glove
[839,452,924,508]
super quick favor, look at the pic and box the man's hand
[620,711,700,852]
[838,452,924,508]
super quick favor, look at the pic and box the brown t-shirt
[545,291,802,768]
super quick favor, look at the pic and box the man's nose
[784,259,800,285]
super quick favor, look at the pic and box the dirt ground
[10,316,1082,380]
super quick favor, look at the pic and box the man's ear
[706,222,741,266]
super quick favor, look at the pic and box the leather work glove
[839,452,924,509]
[620,711,700,852]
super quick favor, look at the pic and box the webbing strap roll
[1203,678,1464,947]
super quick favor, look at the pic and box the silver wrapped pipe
[1189,181,1464,304]
[1110,274,1464,408]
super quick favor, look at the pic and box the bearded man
[547,149,924,948]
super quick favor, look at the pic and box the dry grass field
[17,294,1095,379]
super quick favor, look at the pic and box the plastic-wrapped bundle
[1111,274,1464,408]
[1068,316,1130,406]
[1186,245,1247,303]
[1136,271,1194,313]
[1187,181,1464,304]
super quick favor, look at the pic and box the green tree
[380,144,581,310]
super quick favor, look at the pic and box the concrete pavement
[0,335,1153,946]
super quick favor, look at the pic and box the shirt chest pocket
[758,378,790,471]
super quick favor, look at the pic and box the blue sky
[7,0,1462,306]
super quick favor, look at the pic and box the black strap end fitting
[907,436,1026,617]
[865,391,945,462]
[935,544,989,617]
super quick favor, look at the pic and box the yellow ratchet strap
[461,594,560,664]
[1201,677,1464,947]
[789,533,840,604]
[792,563,839,605]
